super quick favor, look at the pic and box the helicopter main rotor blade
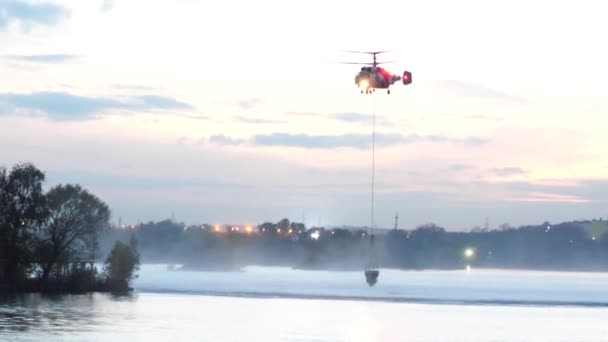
[342,50,390,55]
[337,60,396,65]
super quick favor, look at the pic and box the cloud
[425,134,488,146]
[286,112,322,117]
[209,134,246,146]
[132,95,192,110]
[330,112,393,126]
[468,179,608,205]
[500,180,608,204]
[0,91,194,121]
[202,132,489,149]
[287,111,394,126]
[183,115,210,120]
[492,167,526,177]
[436,80,526,103]
[249,132,487,149]
[101,0,113,12]
[440,113,504,122]
[465,114,504,121]
[252,132,407,149]
[1,54,80,64]
[506,192,590,204]
[456,136,488,146]
[449,163,473,171]
[46,170,250,192]
[176,136,188,145]
[330,112,371,123]
[234,116,287,124]
[112,84,162,91]
[237,98,262,110]
[0,0,69,30]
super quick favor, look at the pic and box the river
[2,265,608,341]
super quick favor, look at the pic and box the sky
[1,0,607,230]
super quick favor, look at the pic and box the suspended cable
[371,91,376,238]
[364,90,380,286]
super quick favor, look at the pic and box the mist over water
[3,266,608,341]
[133,265,608,306]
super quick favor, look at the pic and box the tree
[277,218,290,230]
[291,222,306,232]
[499,223,513,231]
[38,184,110,286]
[0,163,47,287]
[258,222,275,232]
[103,240,140,292]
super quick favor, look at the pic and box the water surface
[2,265,608,341]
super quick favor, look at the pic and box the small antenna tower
[394,211,399,230]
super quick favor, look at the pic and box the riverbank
[0,277,134,295]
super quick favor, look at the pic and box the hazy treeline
[103,218,608,272]
[3,161,606,285]
[0,163,139,293]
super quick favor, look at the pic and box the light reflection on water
[0,293,137,337]
[1,292,608,341]
[3,267,608,341]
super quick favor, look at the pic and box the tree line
[104,218,608,272]
[1,162,139,293]
[3,161,607,291]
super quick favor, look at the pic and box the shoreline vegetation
[118,217,608,274]
[1,163,139,294]
[3,162,608,295]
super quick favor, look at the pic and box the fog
[132,264,608,306]
[100,218,608,275]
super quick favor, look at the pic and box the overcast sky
[1,0,607,230]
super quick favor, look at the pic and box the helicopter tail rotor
[402,71,412,85]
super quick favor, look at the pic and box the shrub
[103,241,140,292]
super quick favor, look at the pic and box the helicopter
[341,51,412,94]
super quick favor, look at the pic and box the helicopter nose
[358,79,369,90]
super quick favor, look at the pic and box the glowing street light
[463,247,475,272]
[464,248,475,258]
